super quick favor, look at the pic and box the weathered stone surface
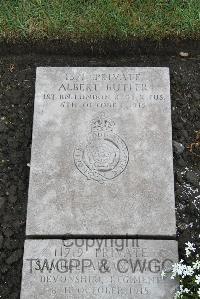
[26,67,176,236]
[20,239,178,299]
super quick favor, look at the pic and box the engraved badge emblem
[74,113,129,182]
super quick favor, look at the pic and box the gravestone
[26,67,176,236]
[21,239,178,299]
[21,67,178,298]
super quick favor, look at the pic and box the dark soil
[1,39,200,57]
[0,53,200,299]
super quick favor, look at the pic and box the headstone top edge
[36,66,169,70]
[24,238,178,243]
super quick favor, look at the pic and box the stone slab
[26,67,176,236]
[20,239,178,299]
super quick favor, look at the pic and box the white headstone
[26,67,176,236]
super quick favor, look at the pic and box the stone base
[20,239,178,299]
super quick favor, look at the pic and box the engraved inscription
[74,113,129,182]
[21,239,178,299]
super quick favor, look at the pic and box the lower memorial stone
[20,239,178,299]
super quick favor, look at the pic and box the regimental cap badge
[74,112,129,183]
[91,113,115,137]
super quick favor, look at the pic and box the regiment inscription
[20,239,178,299]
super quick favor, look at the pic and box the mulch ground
[0,53,199,299]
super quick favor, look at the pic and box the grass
[0,0,200,42]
